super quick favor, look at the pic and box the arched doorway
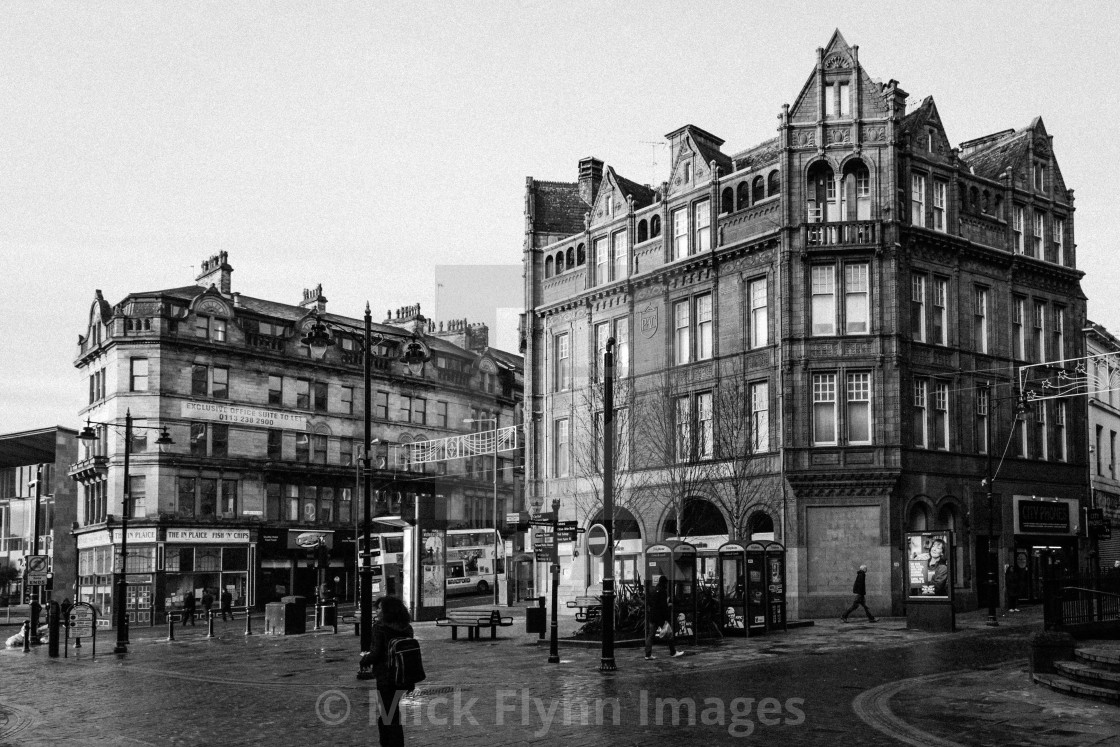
[662,498,729,584]
[747,511,775,542]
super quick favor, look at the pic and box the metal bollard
[206,610,215,639]
[332,603,338,634]
[244,608,253,636]
[22,621,31,653]
[167,615,176,641]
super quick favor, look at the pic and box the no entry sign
[587,524,609,558]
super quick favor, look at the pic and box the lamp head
[300,318,335,361]
[77,419,98,441]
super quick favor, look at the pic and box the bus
[358,528,505,597]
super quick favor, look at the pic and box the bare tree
[707,363,782,540]
[635,369,719,539]
[569,376,648,531]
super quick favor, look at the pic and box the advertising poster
[907,531,952,599]
[421,529,445,608]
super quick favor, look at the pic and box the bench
[435,610,514,641]
[566,595,602,623]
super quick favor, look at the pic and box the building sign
[1014,496,1078,534]
[78,527,157,548]
[284,530,333,549]
[181,401,308,431]
[166,528,251,544]
[639,303,658,339]
[906,531,952,599]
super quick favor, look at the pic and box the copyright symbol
[316,689,351,726]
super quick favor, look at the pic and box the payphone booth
[764,542,787,632]
[717,541,747,636]
[744,542,769,636]
[644,541,699,645]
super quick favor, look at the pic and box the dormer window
[1034,163,1046,192]
[927,130,935,152]
[683,161,692,183]
[823,81,850,117]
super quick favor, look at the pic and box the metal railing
[1043,575,1120,631]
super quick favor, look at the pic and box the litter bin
[265,596,307,635]
[526,596,546,638]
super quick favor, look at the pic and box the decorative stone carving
[824,54,850,69]
[639,303,659,339]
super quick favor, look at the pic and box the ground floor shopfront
[73,522,356,627]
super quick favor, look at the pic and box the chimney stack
[578,157,604,206]
[195,251,233,294]
[299,284,327,314]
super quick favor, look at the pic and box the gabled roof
[611,171,657,209]
[900,96,953,156]
[788,30,890,125]
[961,128,1028,181]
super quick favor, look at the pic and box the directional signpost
[69,602,97,658]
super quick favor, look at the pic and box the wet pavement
[1,605,1118,746]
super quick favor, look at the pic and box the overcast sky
[1,1,1117,434]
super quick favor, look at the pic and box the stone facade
[69,253,522,625]
[522,31,1089,618]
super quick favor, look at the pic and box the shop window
[196,547,221,572]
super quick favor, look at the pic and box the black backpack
[388,636,426,690]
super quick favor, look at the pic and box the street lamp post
[600,337,616,673]
[299,307,428,666]
[982,383,999,627]
[465,417,500,606]
[28,464,45,644]
[77,411,173,655]
[548,496,560,664]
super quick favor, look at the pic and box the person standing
[363,595,413,747]
[644,576,684,660]
[220,589,233,621]
[182,590,196,626]
[201,589,215,622]
[1004,563,1020,613]
[841,565,877,623]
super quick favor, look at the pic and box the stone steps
[1033,641,1120,704]
[1033,672,1120,705]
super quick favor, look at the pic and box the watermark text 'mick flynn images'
[316,688,806,738]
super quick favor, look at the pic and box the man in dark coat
[644,576,684,660]
[220,589,233,621]
[201,590,215,621]
[182,590,196,626]
[841,565,877,622]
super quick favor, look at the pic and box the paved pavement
[1,605,1118,746]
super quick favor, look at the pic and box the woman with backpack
[366,596,414,747]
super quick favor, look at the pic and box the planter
[1029,630,1076,675]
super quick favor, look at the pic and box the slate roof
[693,138,733,175]
[531,180,586,235]
[612,172,657,210]
[961,128,1030,181]
[731,137,780,172]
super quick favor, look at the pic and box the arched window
[721,187,734,214]
[662,498,728,539]
[555,251,564,274]
[767,170,780,196]
[737,182,750,210]
[576,243,586,265]
[544,256,553,278]
[650,214,661,238]
[752,176,765,203]
[907,502,930,531]
[566,247,574,269]
[994,194,1004,220]
[747,512,775,541]
[806,161,838,224]
[981,191,990,214]
[637,220,648,243]
[970,187,979,213]
[843,159,871,220]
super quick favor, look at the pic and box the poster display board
[906,531,953,599]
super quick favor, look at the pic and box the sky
[1,1,1118,434]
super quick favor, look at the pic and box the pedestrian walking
[841,565,877,623]
[1004,564,1020,613]
[201,589,215,620]
[183,590,196,626]
[361,595,414,747]
[644,576,684,660]
[60,598,72,629]
[220,589,233,621]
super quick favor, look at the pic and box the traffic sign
[587,524,609,557]
[69,603,96,639]
[25,554,50,585]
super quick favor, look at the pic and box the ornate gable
[789,30,890,125]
